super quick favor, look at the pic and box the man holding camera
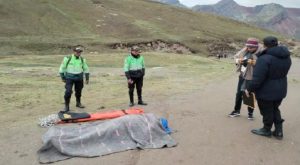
[228,38,263,119]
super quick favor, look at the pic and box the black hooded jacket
[247,46,292,101]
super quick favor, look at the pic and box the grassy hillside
[0,0,279,55]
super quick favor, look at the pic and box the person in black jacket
[246,36,292,140]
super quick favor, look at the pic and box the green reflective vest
[59,54,89,80]
[124,55,145,72]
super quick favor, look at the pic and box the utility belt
[65,72,84,80]
[129,70,143,78]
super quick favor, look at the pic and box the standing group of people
[59,45,147,112]
[228,36,291,140]
[58,36,291,140]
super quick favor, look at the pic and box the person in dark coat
[246,36,292,139]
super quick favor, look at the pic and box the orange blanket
[58,108,144,123]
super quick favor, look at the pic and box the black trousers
[64,79,84,104]
[257,99,283,130]
[234,76,254,114]
[128,77,143,103]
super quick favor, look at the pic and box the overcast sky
[179,0,300,8]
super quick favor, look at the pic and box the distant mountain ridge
[192,0,300,39]
[151,0,185,7]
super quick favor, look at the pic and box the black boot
[273,119,284,140]
[137,90,147,105]
[251,127,272,137]
[76,102,85,108]
[138,100,147,105]
[64,104,70,112]
[129,90,134,107]
[129,102,134,107]
[63,97,70,112]
[76,97,85,108]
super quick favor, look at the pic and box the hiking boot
[138,101,147,106]
[273,120,284,140]
[129,102,134,107]
[64,98,70,112]
[272,131,283,140]
[251,128,272,137]
[63,105,70,112]
[248,114,254,120]
[76,102,85,108]
[228,111,240,117]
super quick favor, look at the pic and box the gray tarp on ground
[38,113,177,163]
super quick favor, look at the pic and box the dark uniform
[124,46,147,107]
[59,47,89,111]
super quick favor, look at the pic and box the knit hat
[263,36,278,48]
[245,38,259,48]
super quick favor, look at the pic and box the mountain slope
[192,0,300,39]
[195,0,248,19]
[0,0,277,55]
[151,0,185,7]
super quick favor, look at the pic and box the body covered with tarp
[38,113,177,163]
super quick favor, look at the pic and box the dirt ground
[0,58,300,165]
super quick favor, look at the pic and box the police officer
[59,45,90,112]
[124,46,147,107]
